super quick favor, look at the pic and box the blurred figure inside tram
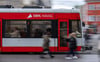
[9,27,21,38]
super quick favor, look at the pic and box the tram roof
[0,8,80,13]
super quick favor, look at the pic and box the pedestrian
[84,29,90,46]
[65,32,78,59]
[84,29,93,51]
[40,33,54,58]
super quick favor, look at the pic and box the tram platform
[0,54,99,62]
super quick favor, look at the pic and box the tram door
[58,19,69,51]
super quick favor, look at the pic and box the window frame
[96,15,100,21]
[2,19,58,38]
[96,4,100,10]
[30,20,52,38]
[2,20,28,38]
[88,4,95,10]
[88,15,96,21]
[69,19,82,38]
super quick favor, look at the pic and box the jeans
[67,48,76,56]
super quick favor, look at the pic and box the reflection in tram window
[5,21,27,38]
[31,21,52,38]
[69,20,82,38]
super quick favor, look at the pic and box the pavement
[0,54,99,62]
[81,34,99,54]
[91,34,100,54]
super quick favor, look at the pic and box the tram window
[30,21,52,38]
[60,22,67,47]
[4,21,27,38]
[3,20,58,38]
[69,20,82,38]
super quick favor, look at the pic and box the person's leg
[43,49,48,54]
[48,49,54,58]
[71,49,78,59]
[70,48,75,56]
[65,49,73,59]
[40,49,47,58]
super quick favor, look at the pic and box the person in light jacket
[40,33,54,58]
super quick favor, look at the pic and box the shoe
[51,56,54,58]
[72,56,78,59]
[65,57,72,59]
[76,55,80,58]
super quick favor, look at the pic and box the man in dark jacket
[65,33,78,59]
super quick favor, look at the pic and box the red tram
[0,9,83,52]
